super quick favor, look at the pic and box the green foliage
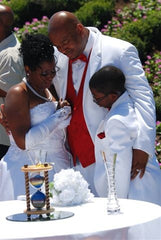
[143,50,161,161]
[75,0,115,29]
[0,0,89,27]
[14,16,49,42]
[37,0,87,17]
[156,121,161,165]
[143,51,161,120]
[0,0,44,27]
[156,121,161,135]
[102,0,161,62]
[107,11,161,62]
[155,97,161,121]
[144,52,161,89]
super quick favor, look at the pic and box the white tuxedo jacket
[53,27,156,195]
[94,91,138,197]
[94,92,161,206]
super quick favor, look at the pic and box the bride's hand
[57,115,72,129]
[57,98,70,109]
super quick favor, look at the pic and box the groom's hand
[131,149,148,180]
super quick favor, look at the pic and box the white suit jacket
[94,91,138,197]
[94,92,161,205]
[53,27,156,195]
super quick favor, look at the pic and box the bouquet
[49,169,94,206]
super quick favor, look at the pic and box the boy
[89,66,161,205]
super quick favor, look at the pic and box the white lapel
[83,27,102,100]
[54,53,69,99]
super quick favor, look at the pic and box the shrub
[75,0,115,29]
[144,52,161,89]
[102,0,161,62]
[0,0,45,27]
[0,0,89,27]
[14,16,49,42]
[156,121,161,165]
[38,0,87,17]
[143,51,161,120]
[155,96,161,121]
[104,10,161,62]
[143,51,161,119]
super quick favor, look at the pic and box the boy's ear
[110,93,118,102]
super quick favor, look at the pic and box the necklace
[23,78,53,102]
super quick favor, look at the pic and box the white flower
[50,169,94,206]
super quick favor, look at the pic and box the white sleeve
[25,106,71,150]
[120,45,156,156]
[0,47,25,92]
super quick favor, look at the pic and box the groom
[48,11,155,195]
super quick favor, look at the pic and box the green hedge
[109,10,161,62]
[155,96,161,121]
[75,0,115,29]
[1,0,88,27]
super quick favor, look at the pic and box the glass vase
[102,152,120,214]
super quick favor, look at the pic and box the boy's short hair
[89,65,125,95]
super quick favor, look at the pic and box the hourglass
[6,151,74,222]
[21,163,54,219]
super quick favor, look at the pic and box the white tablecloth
[0,198,161,240]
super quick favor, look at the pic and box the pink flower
[42,16,49,22]
[147,55,152,60]
[32,18,38,22]
[25,21,30,26]
[14,27,19,32]
[32,27,38,30]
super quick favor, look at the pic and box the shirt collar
[0,33,17,50]
[111,91,131,111]
[83,28,95,58]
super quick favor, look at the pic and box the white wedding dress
[0,101,72,200]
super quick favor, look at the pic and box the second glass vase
[102,152,120,214]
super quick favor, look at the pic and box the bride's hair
[19,33,55,71]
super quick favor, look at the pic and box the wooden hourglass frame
[21,163,54,218]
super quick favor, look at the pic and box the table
[0,198,161,240]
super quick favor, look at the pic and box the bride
[1,33,72,200]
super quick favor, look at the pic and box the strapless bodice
[7,101,70,165]
[9,101,66,150]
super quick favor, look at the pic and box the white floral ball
[50,169,94,206]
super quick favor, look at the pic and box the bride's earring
[26,72,30,79]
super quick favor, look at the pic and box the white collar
[110,91,132,111]
[0,33,17,50]
[83,29,95,57]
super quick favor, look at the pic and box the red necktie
[70,54,87,64]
